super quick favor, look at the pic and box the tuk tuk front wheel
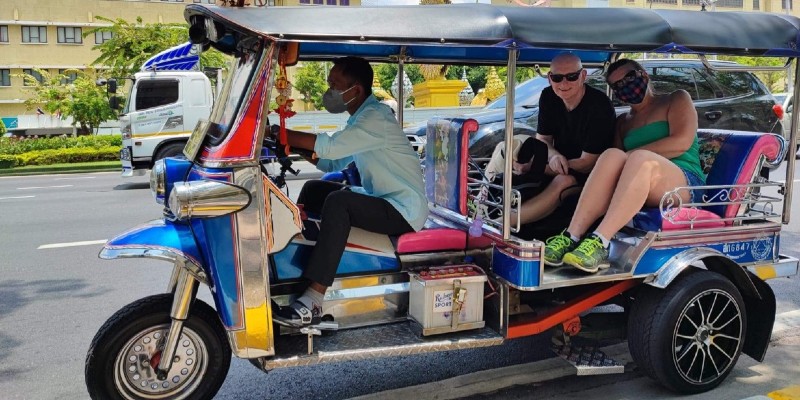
[627,270,746,394]
[85,294,231,400]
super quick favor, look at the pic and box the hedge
[0,147,120,169]
[0,135,122,169]
[0,135,122,155]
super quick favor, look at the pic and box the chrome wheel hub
[114,324,207,400]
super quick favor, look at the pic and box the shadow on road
[0,279,109,382]
[114,182,149,190]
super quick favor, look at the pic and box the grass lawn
[0,161,121,176]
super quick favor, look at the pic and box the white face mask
[322,85,356,114]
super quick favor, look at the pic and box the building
[0,0,358,129]
[491,0,796,14]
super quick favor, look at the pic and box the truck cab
[119,70,212,177]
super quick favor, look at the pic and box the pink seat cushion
[396,228,493,254]
[661,207,725,230]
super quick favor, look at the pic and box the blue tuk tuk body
[85,4,800,399]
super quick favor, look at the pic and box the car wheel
[155,142,188,163]
[627,269,746,394]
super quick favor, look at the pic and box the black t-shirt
[537,85,616,160]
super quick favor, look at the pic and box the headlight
[168,180,251,220]
[150,159,167,204]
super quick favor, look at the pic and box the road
[0,162,798,400]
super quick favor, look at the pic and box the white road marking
[37,239,108,249]
[0,195,35,200]
[54,176,96,181]
[17,184,73,190]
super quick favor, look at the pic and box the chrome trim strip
[324,283,409,301]
[649,247,722,288]
[747,255,799,280]
[99,247,209,286]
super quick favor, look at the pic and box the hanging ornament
[273,63,296,157]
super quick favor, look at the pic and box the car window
[710,71,756,97]
[486,76,550,109]
[774,94,788,104]
[647,67,713,101]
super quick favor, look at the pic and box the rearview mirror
[279,42,299,67]
[108,79,117,94]
[109,96,121,110]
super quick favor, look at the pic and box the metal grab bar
[699,54,792,72]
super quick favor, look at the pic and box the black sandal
[271,300,321,327]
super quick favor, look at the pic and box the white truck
[117,70,213,177]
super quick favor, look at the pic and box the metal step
[551,339,625,376]
[261,321,503,369]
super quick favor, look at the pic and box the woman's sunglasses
[548,69,583,83]
[609,69,643,90]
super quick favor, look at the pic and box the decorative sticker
[750,234,773,261]
[433,289,453,313]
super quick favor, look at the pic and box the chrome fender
[100,219,208,285]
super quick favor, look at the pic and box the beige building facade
[492,0,796,14]
[0,0,358,126]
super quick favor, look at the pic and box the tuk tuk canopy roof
[185,4,800,64]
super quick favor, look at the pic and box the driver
[270,56,427,327]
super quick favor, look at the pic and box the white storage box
[408,265,487,336]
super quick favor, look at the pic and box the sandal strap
[289,302,314,324]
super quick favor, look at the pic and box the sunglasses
[609,69,643,90]
[548,69,583,83]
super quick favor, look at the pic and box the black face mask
[612,74,648,105]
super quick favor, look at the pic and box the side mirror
[109,96,120,110]
[108,79,117,94]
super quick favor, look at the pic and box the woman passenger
[543,59,706,273]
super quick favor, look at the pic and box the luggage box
[408,265,486,336]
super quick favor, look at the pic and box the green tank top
[622,120,705,179]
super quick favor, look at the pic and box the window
[0,69,10,86]
[313,0,323,3]
[134,79,180,111]
[753,0,760,9]
[59,69,79,85]
[95,30,113,44]
[710,71,756,97]
[340,0,349,4]
[22,69,44,86]
[784,0,793,9]
[717,0,743,7]
[57,27,82,44]
[647,67,713,100]
[328,0,336,4]
[0,26,8,43]
[683,0,700,5]
[649,0,677,4]
[161,0,185,2]
[193,0,216,2]
[300,0,310,3]
[22,26,47,43]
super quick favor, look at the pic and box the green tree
[85,16,228,79]
[293,62,330,110]
[0,119,6,136]
[19,69,115,134]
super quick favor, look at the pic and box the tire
[85,294,231,400]
[155,142,187,162]
[627,270,746,394]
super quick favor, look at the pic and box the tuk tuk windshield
[208,39,264,135]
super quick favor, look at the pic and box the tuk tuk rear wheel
[85,294,231,400]
[627,269,746,394]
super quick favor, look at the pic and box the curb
[350,310,800,400]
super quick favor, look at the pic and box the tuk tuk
[84,4,800,399]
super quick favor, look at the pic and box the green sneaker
[562,234,610,273]
[544,231,577,266]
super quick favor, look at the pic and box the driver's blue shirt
[314,94,428,231]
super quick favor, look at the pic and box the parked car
[772,92,794,146]
[406,59,784,159]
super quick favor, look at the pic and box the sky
[361,0,491,5]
